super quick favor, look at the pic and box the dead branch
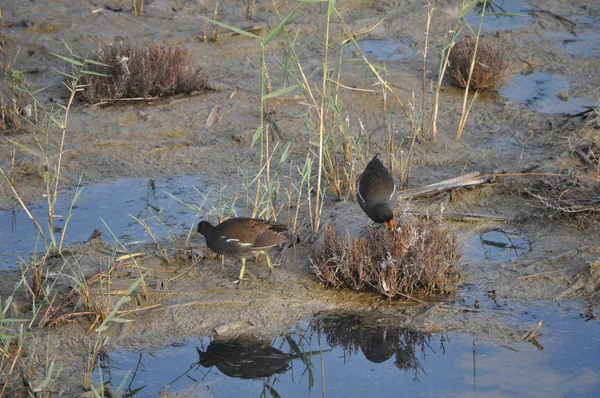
[409,210,511,222]
[522,320,543,342]
[397,172,493,200]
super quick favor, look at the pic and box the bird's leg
[256,251,275,280]
[237,258,246,282]
[221,255,225,271]
[217,258,252,287]
[236,258,250,284]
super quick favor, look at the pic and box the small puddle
[546,29,600,58]
[463,0,531,31]
[464,228,530,262]
[500,72,590,114]
[344,39,415,62]
[0,176,209,270]
[94,306,600,397]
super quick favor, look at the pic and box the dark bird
[197,217,288,283]
[356,154,398,229]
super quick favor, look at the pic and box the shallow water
[0,176,209,270]
[94,302,600,397]
[500,72,590,114]
[463,0,531,31]
[464,228,531,262]
[546,29,600,58]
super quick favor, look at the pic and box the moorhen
[197,217,288,283]
[356,154,398,229]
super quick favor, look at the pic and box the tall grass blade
[265,7,299,44]
[459,0,480,18]
[200,17,261,39]
[262,83,301,99]
[51,53,84,67]
[5,139,44,158]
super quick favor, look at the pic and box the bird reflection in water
[312,312,437,379]
[198,336,290,379]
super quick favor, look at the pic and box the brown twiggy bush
[310,216,462,300]
[81,43,206,103]
[447,36,510,91]
[519,175,600,217]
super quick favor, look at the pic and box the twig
[518,270,559,281]
[522,320,543,341]
[327,79,378,93]
[409,210,511,222]
[530,8,576,29]
[573,147,596,168]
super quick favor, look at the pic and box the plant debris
[81,43,207,103]
[520,174,600,217]
[447,35,511,91]
[310,215,462,300]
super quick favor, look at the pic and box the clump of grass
[0,64,27,132]
[81,43,207,103]
[447,35,510,91]
[310,215,462,300]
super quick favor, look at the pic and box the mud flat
[0,0,599,396]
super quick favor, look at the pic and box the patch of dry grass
[81,43,206,103]
[520,175,600,217]
[310,216,462,300]
[447,35,510,91]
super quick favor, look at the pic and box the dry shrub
[81,43,206,103]
[520,175,600,217]
[310,216,462,300]
[448,36,510,91]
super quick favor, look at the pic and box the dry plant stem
[430,41,454,138]
[135,216,168,261]
[336,10,411,122]
[0,326,25,396]
[382,85,391,168]
[83,335,106,390]
[335,10,417,184]
[420,1,434,136]
[314,0,335,233]
[522,320,543,341]
[55,88,77,251]
[270,3,320,229]
[431,0,463,138]
[211,0,220,42]
[456,0,487,140]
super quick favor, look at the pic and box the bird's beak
[387,219,394,230]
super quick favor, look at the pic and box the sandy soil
[0,0,599,395]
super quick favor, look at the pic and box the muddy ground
[0,0,599,395]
